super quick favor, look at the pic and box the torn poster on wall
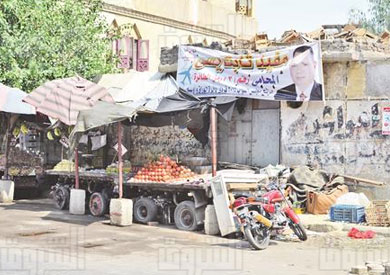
[382,107,390,135]
[177,42,325,102]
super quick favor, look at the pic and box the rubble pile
[159,24,390,73]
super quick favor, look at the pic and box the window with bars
[235,0,252,16]
[113,37,149,72]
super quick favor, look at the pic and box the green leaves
[349,0,390,34]
[0,0,117,92]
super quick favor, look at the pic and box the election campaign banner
[177,42,325,102]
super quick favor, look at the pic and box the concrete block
[204,205,220,235]
[323,62,347,99]
[347,62,366,99]
[366,61,390,97]
[110,199,133,226]
[69,189,86,215]
[0,180,14,203]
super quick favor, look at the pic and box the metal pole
[210,104,218,177]
[3,116,10,180]
[117,122,123,199]
[74,148,79,189]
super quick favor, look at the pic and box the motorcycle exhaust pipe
[254,213,272,228]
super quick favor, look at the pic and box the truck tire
[89,192,108,217]
[54,186,69,210]
[134,197,158,223]
[174,201,198,231]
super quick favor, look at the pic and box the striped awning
[0,83,36,115]
[24,76,113,126]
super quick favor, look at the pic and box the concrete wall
[281,60,390,190]
[102,0,258,71]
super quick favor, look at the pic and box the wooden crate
[365,200,390,227]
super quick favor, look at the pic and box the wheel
[244,225,270,250]
[89,192,108,217]
[133,197,158,223]
[54,186,70,210]
[289,222,308,241]
[174,201,198,231]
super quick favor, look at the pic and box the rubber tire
[174,201,198,231]
[244,225,270,250]
[133,197,158,224]
[290,222,308,241]
[89,192,108,217]
[54,186,70,210]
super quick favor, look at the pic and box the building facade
[219,40,390,199]
[102,0,258,71]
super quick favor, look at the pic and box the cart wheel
[54,186,70,210]
[89,192,108,217]
[174,201,198,231]
[133,197,158,223]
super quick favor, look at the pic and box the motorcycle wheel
[244,225,270,250]
[289,222,308,241]
[54,186,70,210]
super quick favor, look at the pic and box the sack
[306,185,349,215]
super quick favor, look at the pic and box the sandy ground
[1,199,389,275]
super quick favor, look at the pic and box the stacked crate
[365,201,390,227]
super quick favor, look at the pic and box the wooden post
[210,103,218,177]
[3,114,18,180]
[74,148,79,189]
[117,122,123,199]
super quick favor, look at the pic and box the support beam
[210,104,218,177]
[118,122,123,199]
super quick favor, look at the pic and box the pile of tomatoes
[133,155,196,183]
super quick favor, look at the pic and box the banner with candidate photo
[177,42,324,101]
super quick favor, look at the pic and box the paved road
[1,199,389,275]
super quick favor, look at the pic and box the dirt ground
[1,199,389,275]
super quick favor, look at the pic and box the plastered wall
[281,60,390,196]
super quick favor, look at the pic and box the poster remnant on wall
[382,107,390,135]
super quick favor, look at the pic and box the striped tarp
[24,76,113,125]
[0,83,36,115]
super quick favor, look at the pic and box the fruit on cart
[133,155,196,183]
[53,160,77,172]
[105,161,132,174]
[0,148,42,167]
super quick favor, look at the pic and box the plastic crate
[330,204,365,223]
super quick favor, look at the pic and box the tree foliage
[349,0,390,34]
[0,0,117,92]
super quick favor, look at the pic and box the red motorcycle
[232,196,273,250]
[259,174,307,242]
[232,170,307,250]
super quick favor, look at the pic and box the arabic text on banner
[177,42,325,102]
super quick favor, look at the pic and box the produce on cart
[131,155,196,183]
[106,161,132,174]
[52,160,77,172]
[0,148,44,190]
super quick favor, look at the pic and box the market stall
[0,84,37,202]
[45,71,236,229]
